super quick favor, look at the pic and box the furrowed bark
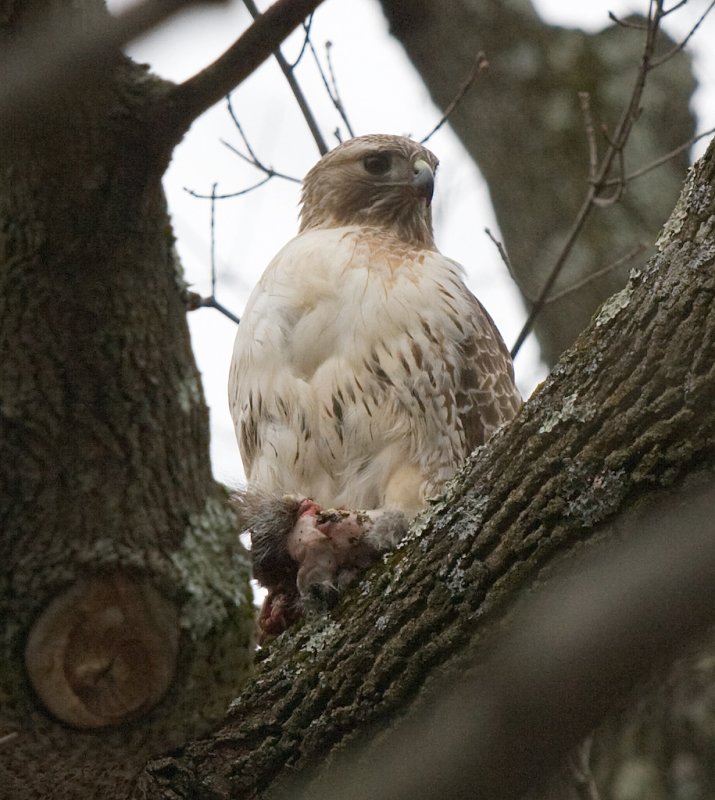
[0,5,255,797]
[134,138,715,800]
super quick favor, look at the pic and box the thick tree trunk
[1,3,711,799]
[133,138,715,799]
[378,0,695,366]
[0,6,253,798]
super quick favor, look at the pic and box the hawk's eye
[363,153,391,176]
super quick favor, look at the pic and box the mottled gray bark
[378,0,695,366]
[133,137,715,799]
[0,2,711,799]
[0,1,324,797]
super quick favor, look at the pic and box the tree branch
[242,0,328,155]
[648,0,715,68]
[304,35,355,142]
[184,184,242,324]
[134,136,715,799]
[223,98,302,182]
[294,474,715,800]
[510,1,669,359]
[167,0,327,136]
[601,125,715,187]
[420,52,488,145]
[0,0,215,126]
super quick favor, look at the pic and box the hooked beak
[412,158,434,205]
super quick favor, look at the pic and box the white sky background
[113,0,715,486]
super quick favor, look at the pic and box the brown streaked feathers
[228,134,521,634]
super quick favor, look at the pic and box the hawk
[229,134,521,635]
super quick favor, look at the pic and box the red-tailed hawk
[229,134,521,635]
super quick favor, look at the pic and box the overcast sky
[115,0,715,485]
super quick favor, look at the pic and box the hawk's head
[299,134,439,248]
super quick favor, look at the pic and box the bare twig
[185,185,241,325]
[224,99,302,183]
[662,0,688,16]
[602,125,715,187]
[607,12,649,30]
[189,294,242,324]
[649,0,715,68]
[170,0,327,140]
[289,14,315,69]
[221,140,301,183]
[241,0,328,155]
[593,146,626,206]
[543,243,647,306]
[325,41,356,138]
[184,176,273,199]
[420,52,489,145]
[486,230,646,308]
[485,228,523,292]
[579,92,599,183]
[511,1,668,359]
[305,34,356,140]
[210,182,218,298]
[226,96,263,165]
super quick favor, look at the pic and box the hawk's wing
[229,228,521,507]
[455,288,522,453]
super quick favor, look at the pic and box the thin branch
[186,292,242,324]
[220,139,262,169]
[224,98,302,182]
[242,0,328,155]
[485,228,523,292]
[169,0,328,138]
[511,1,668,359]
[579,92,599,183]
[0,0,214,127]
[420,52,489,145]
[184,185,241,325]
[483,229,642,308]
[201,297,242,324]
[221,140,301,183]
[511,196,597,359]
[602,125,715,187]
[543,243,647,306]
[649,0,715,68]
[226,95,263,164]
[184,176,273,199]
[289,14,315,69]
[607,12,649,30]
[662,0,688,16]
[305,34,355,141]
[210,182,218,298]
[593,146,626,207]
[325,41,356,138]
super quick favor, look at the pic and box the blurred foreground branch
[0,0,212,125]
[168,0,327,134]
[298,473,715,800]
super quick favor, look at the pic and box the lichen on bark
[0,10,254,798]
[133,136,713,799]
